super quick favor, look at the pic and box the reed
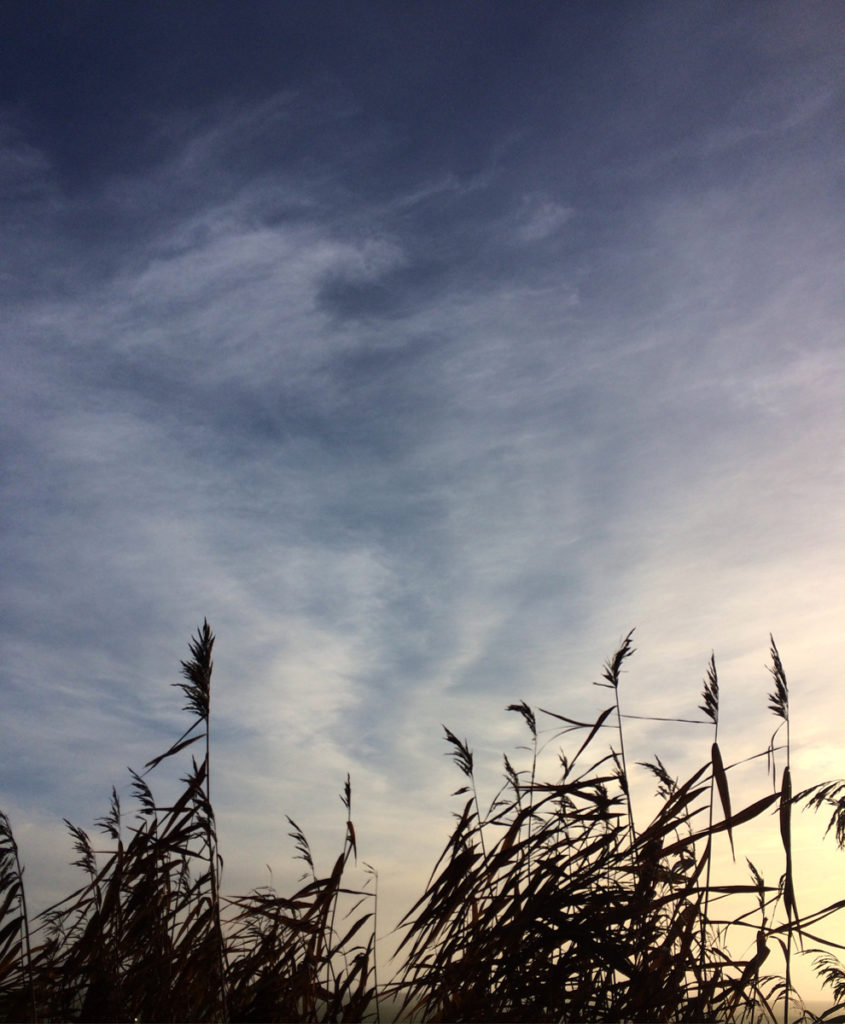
[0,810,35,1022]
[389,634,845,1023]
[2,625,845,1022]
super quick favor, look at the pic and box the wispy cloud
[1,8,843,995]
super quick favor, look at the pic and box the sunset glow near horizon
[1,2,844,1004]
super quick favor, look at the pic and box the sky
[2,0,844,1000]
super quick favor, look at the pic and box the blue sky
[2,1,844,995]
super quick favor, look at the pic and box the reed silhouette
[2,624,845,1022]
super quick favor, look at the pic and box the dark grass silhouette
[2,624,845,1022]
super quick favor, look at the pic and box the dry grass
[2,625,845,1022]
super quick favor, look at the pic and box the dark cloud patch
[316,259,448,323]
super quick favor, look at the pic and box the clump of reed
[2,624,845,1022]
[389,634,845,1023]
[0,621,375,1023]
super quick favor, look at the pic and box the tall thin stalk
[699,653,720,975]
[364,862,380,1024]
[768,636,793,1024]
[175,619,228,1020]
[506,701,537,887]
[594,629,638,860]
[442,726,492,874]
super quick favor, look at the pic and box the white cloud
[516,196,574,243]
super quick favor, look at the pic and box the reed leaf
[712,741,735,860]
[780,766,798,924]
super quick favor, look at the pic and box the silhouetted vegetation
[2,623,845,1022]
